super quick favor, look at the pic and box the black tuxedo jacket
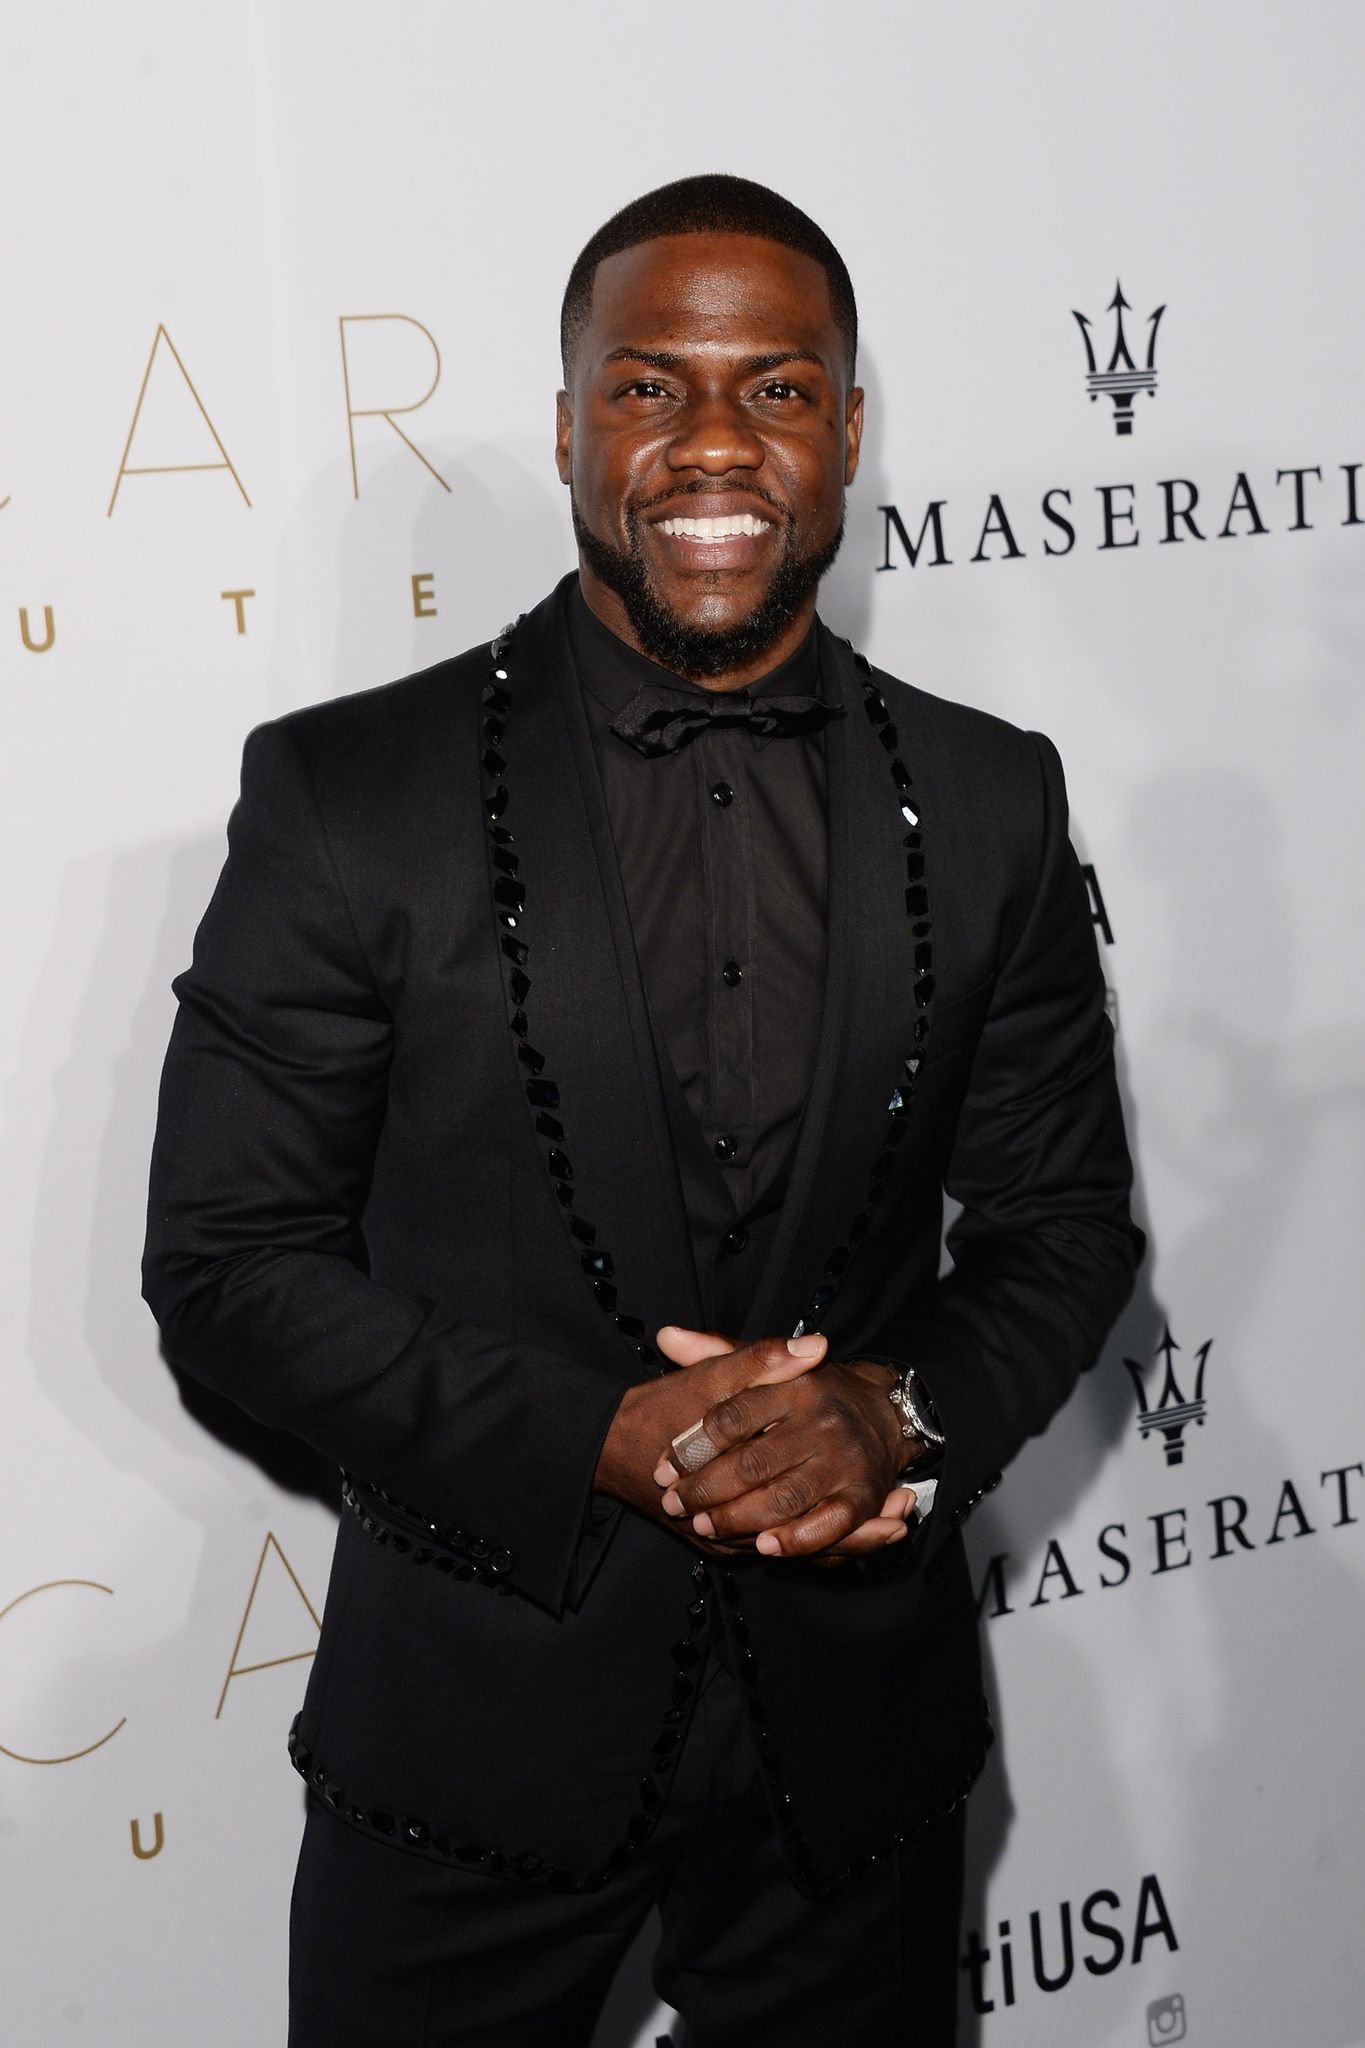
[143,576,1141,1894]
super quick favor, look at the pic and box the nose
[665,392,764,476]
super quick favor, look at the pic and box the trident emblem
[1073,281,1165,436]
[1125,1326,1210,1466]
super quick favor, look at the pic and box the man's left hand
[651,1326,914,1560]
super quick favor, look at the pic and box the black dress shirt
[567,583,830,1336]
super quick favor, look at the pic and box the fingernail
[692,1512,716,1539]
[662,1490,684,1517]
[888,1523,909,1543]
[756,1531,782,1555]
[654,1461,679,1486]
[787,1334,824,1358]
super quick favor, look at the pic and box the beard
[571,491,845,682]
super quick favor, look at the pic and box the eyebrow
[601,347,828,375]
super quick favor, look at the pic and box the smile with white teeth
[656,512,773,541]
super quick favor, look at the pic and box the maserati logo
[1125,1325,1210,1465]
[1073,281,1166,436]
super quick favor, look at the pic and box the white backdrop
[4,4,1364,2044]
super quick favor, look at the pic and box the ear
[554,389,573,485]
[844,385,865,487]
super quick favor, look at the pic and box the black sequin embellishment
[321,634,966,1897]
[286,1559,715,1893]
[477,623,657,1369]
[340,1474,513,1591]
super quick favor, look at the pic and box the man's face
[556,232,863,687]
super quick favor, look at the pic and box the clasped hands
[595,1325,917,1564]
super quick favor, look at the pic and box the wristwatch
[888,1368,946,1481]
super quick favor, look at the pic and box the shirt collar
[567,577,823,721]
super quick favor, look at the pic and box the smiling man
[560,222,856,684]
[144,176,1142,2047]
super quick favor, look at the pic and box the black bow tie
[608,680,844,758]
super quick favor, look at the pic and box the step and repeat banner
[3,4,1363,2043]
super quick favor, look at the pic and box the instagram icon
[1147,1993,1187,2045]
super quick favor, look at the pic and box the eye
[616,378,671,401]
[755,379,806,404]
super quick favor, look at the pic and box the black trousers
[289,1654,965,2048]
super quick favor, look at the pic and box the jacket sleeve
[889,731,1144,1554]
[141,719,626,1615]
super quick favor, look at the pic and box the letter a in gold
[215,1532,322,1720]
[107,325,251,516]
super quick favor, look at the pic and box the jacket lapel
[745,626,924,1340]
[483,580,703,1363]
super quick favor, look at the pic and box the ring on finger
[670,1418,721,1473]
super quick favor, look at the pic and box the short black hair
[560,173,857,381]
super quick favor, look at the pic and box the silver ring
[670,1418,720,1473]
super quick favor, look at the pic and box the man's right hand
[594,1332,830,1550]
[594,1329,915,1561]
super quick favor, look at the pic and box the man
[143,175,1142,2046]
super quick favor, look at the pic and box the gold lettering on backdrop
[107,325,252,516]
[19,605,56,653]
[130,1812,165,1861]
[411,572,437,618]
[0,1581,127,1764]
[221,589,256,635]
[339,315,452,499]
[215,1532,322,1720]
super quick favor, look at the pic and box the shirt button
[709,781,735,808]
[722,1226,749,1256]
[721,960,743,987]
[713,1133,738,1162]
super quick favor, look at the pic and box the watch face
[904,1374,945,1446]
